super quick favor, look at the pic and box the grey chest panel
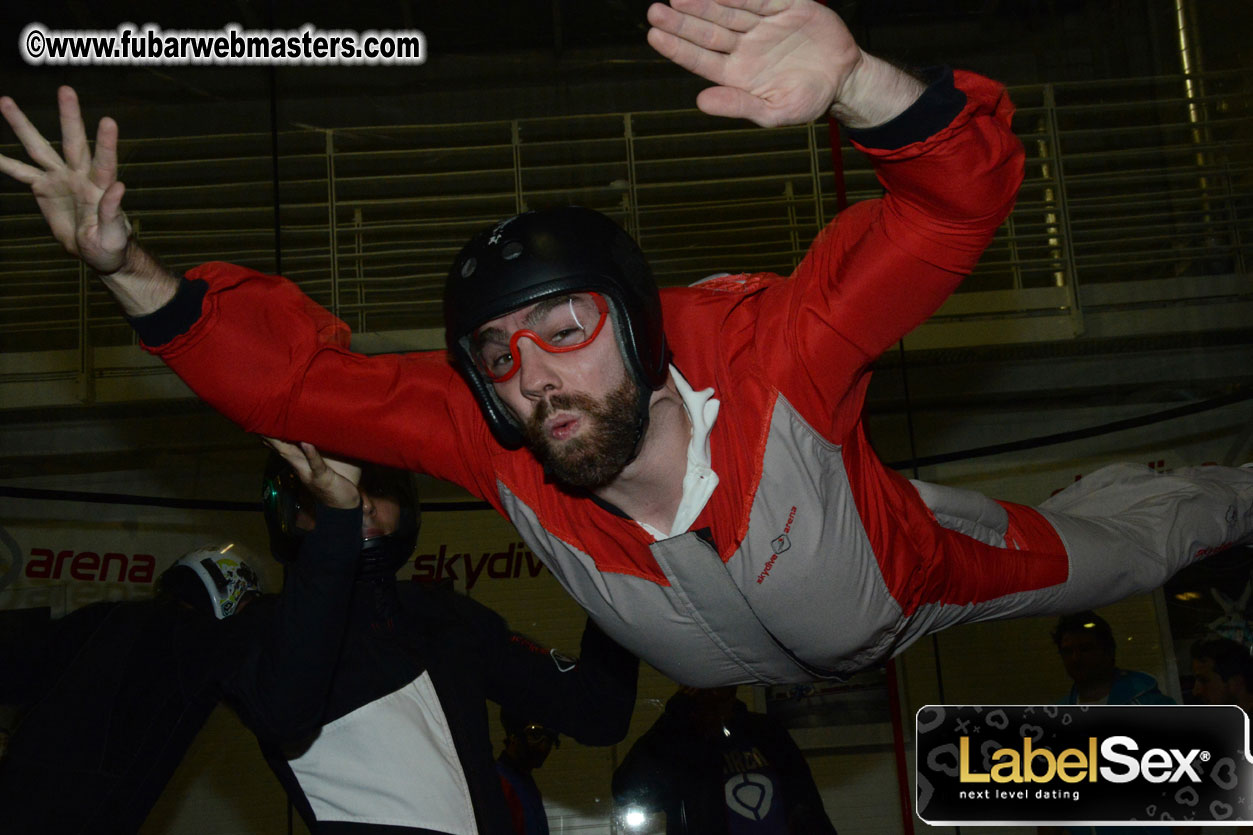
[495,396,909,684]
[731,395,906,672]
[498,483,809,685]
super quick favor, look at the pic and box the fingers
[0,149,44,184]
[261,436,294,454]
[294,442,363,510]
[270,440,320,485]
[695,86,774,126]
[647,27,729,85]
[659,11,741,53]
[0,99,46,183]
[0,88,118,191]
[0,93,65,172]
[90,115,119,191]
[262,435,311,477]
[298,442,364,489]
[319,451,363,487]
[262,437,361,492]
[653,0,763,34]
[702,0,792,15]
[97,180,129,233]
[58,87,90,170]
[648,1,747,51]
[299,441,329,478]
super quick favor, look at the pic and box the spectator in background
[1190,636,1253,710]
[613,686,836,835]
[496,709,560,835]
[1042,612,1174,835]
[1053,611,1174,706]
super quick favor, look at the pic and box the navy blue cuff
[843,66,966,150]
[126,277,208,347]
[314,502,363,529]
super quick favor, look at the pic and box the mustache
[530,392,596,426]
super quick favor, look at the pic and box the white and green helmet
[162,545,262,620]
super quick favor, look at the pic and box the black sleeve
[843,66,966,150]
[0,602,116,705]
[126,277,208,347]
[475,608,640,747]
[226,503,362,741]
[610,714,684,813]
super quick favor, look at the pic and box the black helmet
[358,464,422,579]
[260,453,421,577]
[444,206,668,449]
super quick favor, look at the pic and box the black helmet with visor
[444,206,669,450]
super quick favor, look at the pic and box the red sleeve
[147,261,494,495]
[754,70,1024,434]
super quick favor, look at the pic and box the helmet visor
[470,292,608,383]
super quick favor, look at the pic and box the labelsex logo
[960,736,1207,784]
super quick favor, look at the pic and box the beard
[521,376,641,490]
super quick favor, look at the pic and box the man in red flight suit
[3,0,1251,686]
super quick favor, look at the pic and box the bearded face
[520,375,641,489]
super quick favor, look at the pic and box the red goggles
[471,292,609,383]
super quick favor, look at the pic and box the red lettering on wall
[128,555,156,584]
[23,549,157,584]
[101,552,128,582]
[409,541,545,588]
[70,552,100,581]
[26,548,53,579]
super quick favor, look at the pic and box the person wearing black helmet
[0,545,263,834]
[228,439,639,834]
[496,710,560,835]
[5,0,1253,689]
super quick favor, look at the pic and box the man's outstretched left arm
[648,0,1024,396]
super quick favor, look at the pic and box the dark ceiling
[0,2,1245,135]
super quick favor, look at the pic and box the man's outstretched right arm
[0,88,483,487]
[0,88,178,316]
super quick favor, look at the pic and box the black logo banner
[916,705,1253,825]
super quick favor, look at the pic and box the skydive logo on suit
[410,541,546,589]
[757,506,797,584]
[916,705,1253,825]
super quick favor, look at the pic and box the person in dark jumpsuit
[232,439,640,834]
[0,544,263,834]
[613,686,837,835]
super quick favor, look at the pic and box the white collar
[638,365,720,540]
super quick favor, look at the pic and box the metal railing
[0,70,1249,404]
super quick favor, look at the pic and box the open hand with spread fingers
[0,86,132,274]
[646,0,924,128]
